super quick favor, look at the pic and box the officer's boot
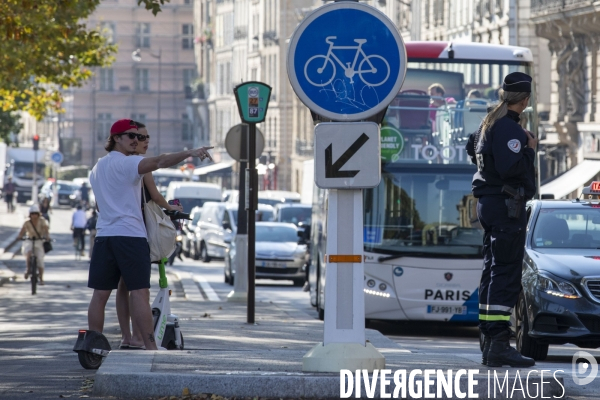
[486,330,535,368]
[481,334,491,366]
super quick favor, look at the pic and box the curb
[0,231,19,286]
[94,351,568,399]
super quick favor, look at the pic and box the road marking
[194,275,220,301]
[176,271,205,302]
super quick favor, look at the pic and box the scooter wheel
[166,332,184,350]
[77,350,104,370]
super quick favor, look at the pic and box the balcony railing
[295,139,314,157]
[532,0,592,15]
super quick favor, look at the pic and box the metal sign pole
[287,0,406,373]
[247,123,257,324]
[232,81,272,324]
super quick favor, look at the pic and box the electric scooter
[74,209,190,369]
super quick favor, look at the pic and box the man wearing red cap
[87,119,213,350]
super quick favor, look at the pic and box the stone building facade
[531,0,600,189]
[59,0,198,167]
[193,0,314,191]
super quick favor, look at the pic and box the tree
[0,0,171,120]
[0,110,23,145]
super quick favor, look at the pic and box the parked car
[165,182,222,211]
[196,202,274,262]
[181,206,202,258]
[510,183,600,361]
[225,222,308,286]
[257,190,301,206]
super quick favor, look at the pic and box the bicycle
[303,36,390,87]
[22,237,43,295]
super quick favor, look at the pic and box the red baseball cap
[110,119,138,135]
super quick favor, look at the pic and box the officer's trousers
[476,195,527,336]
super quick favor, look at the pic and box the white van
[165,182,222,211]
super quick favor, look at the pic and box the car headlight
[536,272,581,299]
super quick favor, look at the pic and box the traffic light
[33,135,39,151]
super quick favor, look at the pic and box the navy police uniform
[465,73,536,341]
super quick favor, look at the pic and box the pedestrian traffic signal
[33,135,39,151]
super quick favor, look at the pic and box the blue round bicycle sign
[287,2,407,121]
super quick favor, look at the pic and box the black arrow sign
[325,133,370,178]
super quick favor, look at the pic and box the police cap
[502,72,532,92]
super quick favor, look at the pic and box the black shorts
[88,236,151,291]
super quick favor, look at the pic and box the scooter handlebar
[164,209,191,220]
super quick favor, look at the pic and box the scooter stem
[158,258,168,289]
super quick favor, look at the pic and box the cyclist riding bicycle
[72,205,87,256]
[17,205,51,285]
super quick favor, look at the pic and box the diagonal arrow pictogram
[325,133,370,178]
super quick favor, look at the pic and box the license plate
[261,261,286,268]
[427,305,467,315]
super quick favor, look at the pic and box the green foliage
[138,0,171,16]
[0,0,170,121]
[0,109,23,144]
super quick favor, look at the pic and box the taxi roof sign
[583,182,600,195]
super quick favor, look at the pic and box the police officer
[466,72,537,368]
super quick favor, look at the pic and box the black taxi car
[514,182,600,360]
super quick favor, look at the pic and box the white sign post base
[302,189,385,372]
[227,234,248,302]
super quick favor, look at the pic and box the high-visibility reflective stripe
[479,314,511,321]
[479,304,513,313]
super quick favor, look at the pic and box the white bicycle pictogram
[304,36,391,87]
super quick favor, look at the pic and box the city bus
[308,42,537,323]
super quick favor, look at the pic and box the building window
[130,114,147,124]
[98,68,114,91]
[182,24,194,49]
[183,69,196,87]
[218,63,224,95]
[216,110,223,142]
[225,62,231,93]
[135,69,149,92]
[99,22,116,44]
[182,114,192,141]
[136,23,151,48]
[184,0,191,4]
[96,113,112,141]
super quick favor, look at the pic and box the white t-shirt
[89,151,147,238]
[72,210,88,229]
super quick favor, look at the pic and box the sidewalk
[94,297,591,399]
[0,204,27,285]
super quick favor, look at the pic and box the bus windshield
[364,166,483,258]
[381,60,535,165]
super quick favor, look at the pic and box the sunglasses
[117,132,150,141]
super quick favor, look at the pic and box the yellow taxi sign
[328,255,363,263]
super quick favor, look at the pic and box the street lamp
[132,48,162,154]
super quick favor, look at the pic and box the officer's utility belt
[501,185,524,219]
